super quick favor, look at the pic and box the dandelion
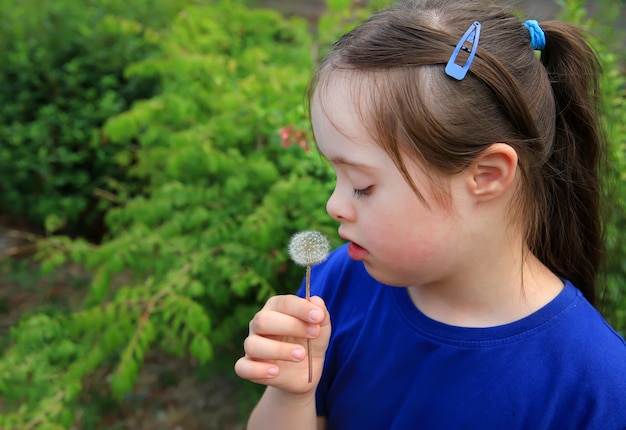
[288,231,330,267]
[288,231,330,382]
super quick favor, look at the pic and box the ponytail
[534,21,605,306]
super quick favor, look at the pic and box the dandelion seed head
[288,231,330,267]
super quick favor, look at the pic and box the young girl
[234,0,626,428]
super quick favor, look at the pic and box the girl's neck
[407,249,564,328]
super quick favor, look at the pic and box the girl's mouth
[347,241,369,260]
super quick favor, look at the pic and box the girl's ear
[466,143,518,201]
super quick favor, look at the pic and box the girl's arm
[234,295,331,430]
[246,387,319,430]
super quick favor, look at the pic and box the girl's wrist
[266,385,317,409]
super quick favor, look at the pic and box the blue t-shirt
[299,244,626,429]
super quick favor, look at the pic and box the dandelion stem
[306,264,312,383]
[306,265,311,300]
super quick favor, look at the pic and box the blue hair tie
[523,20,546,51]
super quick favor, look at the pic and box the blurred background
[0,0,624,428]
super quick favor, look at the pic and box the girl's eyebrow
[328,156,377,170]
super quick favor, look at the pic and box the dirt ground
[88,353,247,430]
[0,220,253,429]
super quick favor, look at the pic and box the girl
[234,0,626,428]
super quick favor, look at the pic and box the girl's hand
[234,294,331,394]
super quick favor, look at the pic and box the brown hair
[308,0,605,305]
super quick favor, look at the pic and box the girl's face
[311,78,474,289]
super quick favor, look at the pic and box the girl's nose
[326,188,354,221]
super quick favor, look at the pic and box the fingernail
[309,309,321,322]
[292,348,305,361]
[267,367,278,377]
[306,325,318,338]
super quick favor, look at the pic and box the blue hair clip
[445,21,481,81]
[523,20,545,51]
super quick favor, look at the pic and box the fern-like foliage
[0,0,339,427]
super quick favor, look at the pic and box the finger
[234,356,280,381]
[265,295,326,324]
[243,334,306,363]
[308,296,329,326]
[250,309,320,339]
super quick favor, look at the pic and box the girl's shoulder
[560,283,626,351]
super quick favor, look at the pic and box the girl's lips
[347,241,369,260]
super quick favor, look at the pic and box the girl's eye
[353,186,374,199]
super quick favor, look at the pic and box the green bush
[0,0,196,237]
[0,1,339,427]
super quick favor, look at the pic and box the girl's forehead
[311,82,394,170]
[313,77,354,114]
[312,87,369,146]
[312,73,374,134]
